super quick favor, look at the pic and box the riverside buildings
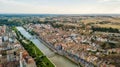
[0,26,36,67]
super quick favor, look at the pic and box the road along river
[16,27,78,67]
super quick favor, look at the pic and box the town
[24,15,120,67]
[0,15,120,67]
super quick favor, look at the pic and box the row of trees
[92,27,119,33]
[0,16,41,26]
[0,19,22,26]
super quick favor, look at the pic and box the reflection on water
[17,27,78,67]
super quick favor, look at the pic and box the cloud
[0,0,120,14]
[98,0,120,2]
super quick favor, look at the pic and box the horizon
[1,13,120,16]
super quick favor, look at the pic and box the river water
[16,27,78,67]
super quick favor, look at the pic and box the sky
[0,0,120,14]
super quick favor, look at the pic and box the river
[16,27,78,67]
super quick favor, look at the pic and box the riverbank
[26,28,82,66]
[28,29,94,67]
[13,27,55,67]
[37,36,83,66]
[16,26,79,67]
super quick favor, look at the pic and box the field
[95,24,120,29]
[80,17,120,24]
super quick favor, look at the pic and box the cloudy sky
[0,0,120,14]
